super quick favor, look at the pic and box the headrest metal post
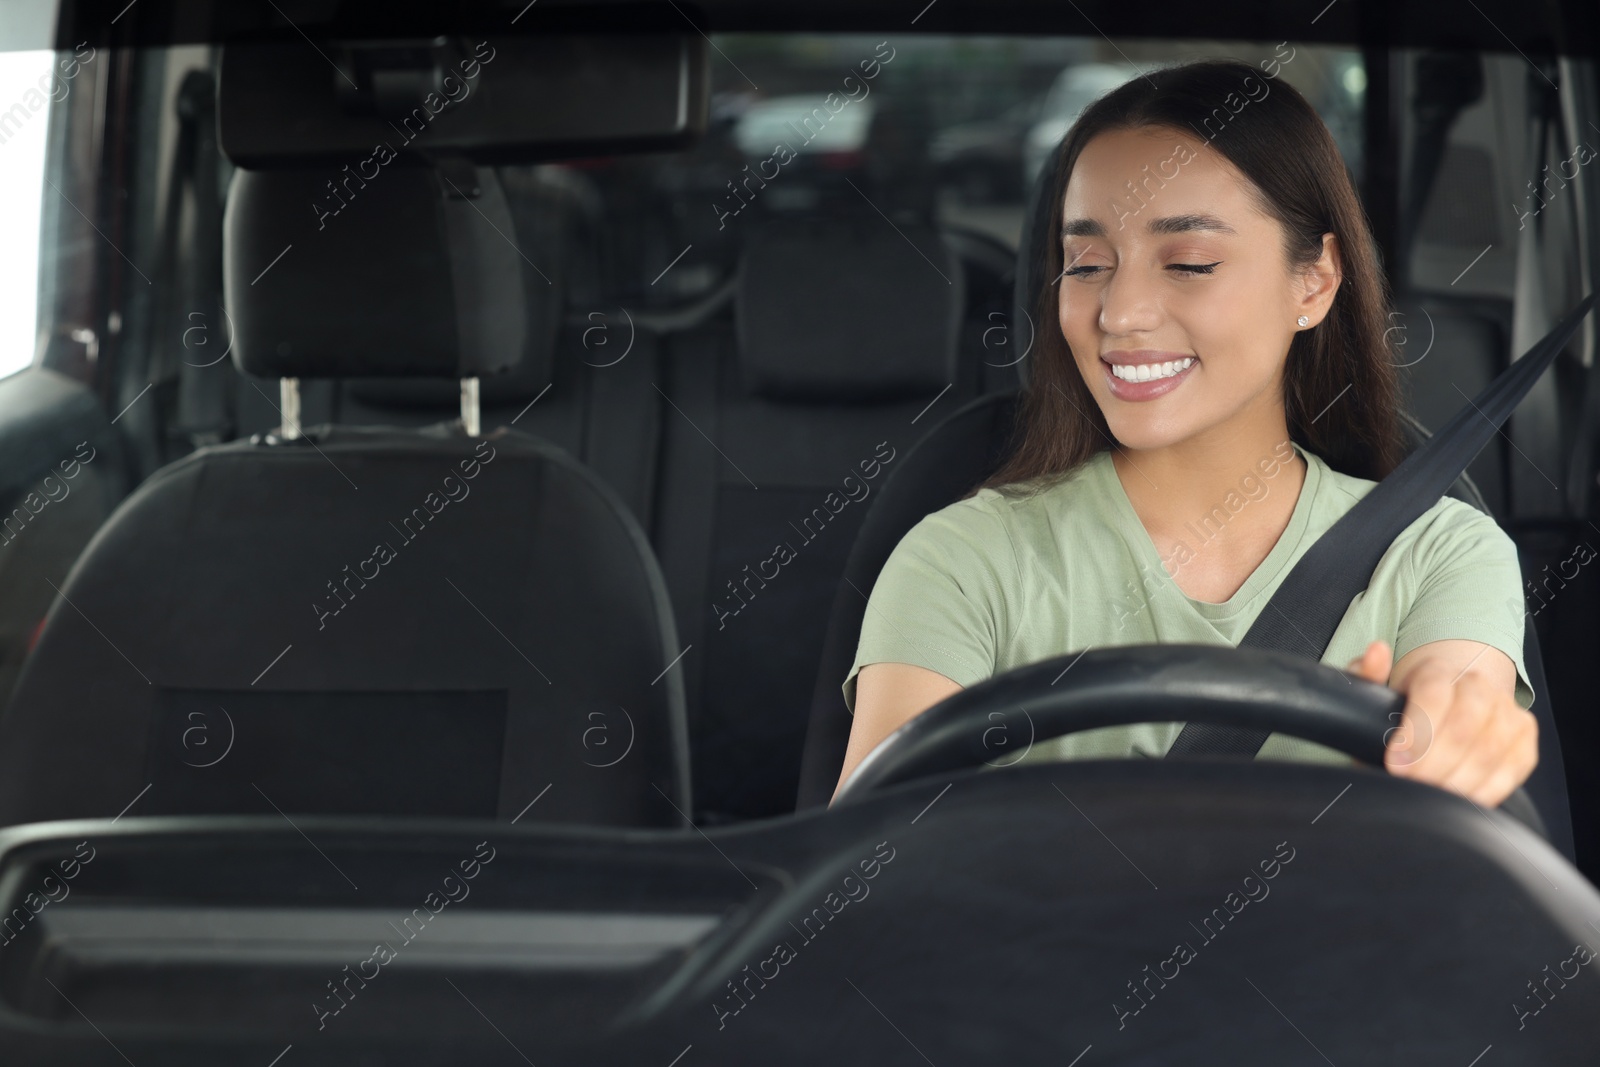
[461,377,481,437]
[279,377,302,441]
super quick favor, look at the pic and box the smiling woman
[838,59,1541,810]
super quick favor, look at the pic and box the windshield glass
[0,13,1597,1061]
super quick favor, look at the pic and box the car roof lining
[43,0,1600,57]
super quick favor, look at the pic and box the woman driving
[835,58,1539,808]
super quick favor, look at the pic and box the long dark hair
[980,59,1406,496]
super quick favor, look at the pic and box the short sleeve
[1394,501,1535,710]
[841,498,1015,714]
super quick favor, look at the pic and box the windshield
[0,16,1596,1062]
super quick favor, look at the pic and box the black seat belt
[1167,293,1595,757]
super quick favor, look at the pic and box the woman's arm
[1347,638,1537,806]
[831,662,963,803]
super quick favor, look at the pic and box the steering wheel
[833,644,1548,837]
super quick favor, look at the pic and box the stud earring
[1297,315,1310,327]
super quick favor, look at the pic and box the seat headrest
[735,213,963,402]
[223,165,538,381]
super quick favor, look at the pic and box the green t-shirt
[843,440,1534,767]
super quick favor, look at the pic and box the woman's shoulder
[888,455,1109,585]
[1401,494,1518,570]
[911,454,1109,542]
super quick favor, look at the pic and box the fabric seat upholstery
[0,163,691,828]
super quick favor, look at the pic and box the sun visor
[219,33,707,168]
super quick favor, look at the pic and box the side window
[0,49,58,380]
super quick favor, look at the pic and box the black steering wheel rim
[833,644,1547,835]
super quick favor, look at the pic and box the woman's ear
[1296,232,1342,327]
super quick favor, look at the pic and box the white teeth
[1110,357,1194,382]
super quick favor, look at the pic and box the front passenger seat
[0,165,691,829]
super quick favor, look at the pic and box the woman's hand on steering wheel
[1348,639,1539,809]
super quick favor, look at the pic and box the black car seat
[652,208,1022,823]
[795,391,1018,809]
[0,163,691,829]
[1390,292,1510,517]
[0,371,129,719]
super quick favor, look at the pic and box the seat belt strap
[155,70,236,456]
[1167,293,1594,758]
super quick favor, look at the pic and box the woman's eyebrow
[1061,217,1106,238]
[1060,213,1238,239]
[1148,213,1238,236]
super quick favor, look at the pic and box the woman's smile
[1101,351,1197,401]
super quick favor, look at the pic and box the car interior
[0,0,1597,1062]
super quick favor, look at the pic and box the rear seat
[652,210,1019,822]
[229,170,1025,826]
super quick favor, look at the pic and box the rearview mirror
[219,33,708,168]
